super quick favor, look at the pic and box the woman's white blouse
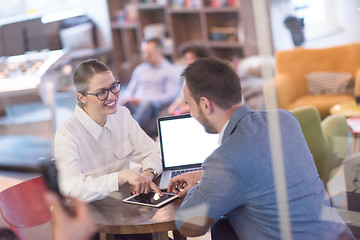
[54,105,162,202]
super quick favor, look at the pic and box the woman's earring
[82,101,86,104]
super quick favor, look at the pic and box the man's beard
[197,108,217,134]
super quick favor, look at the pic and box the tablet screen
[123,192,178,208]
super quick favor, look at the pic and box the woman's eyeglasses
[86,82,121,101]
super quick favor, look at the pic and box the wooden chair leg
[99,232,114,240]
[172,230,187,240]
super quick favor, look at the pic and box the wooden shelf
[137,3,167,10]
[203,7,240,13]
[167,8,203,14]
[106,0,266,82]
[111,21,138,29]
[207,41,243,48]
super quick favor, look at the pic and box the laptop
[157,114,219,190]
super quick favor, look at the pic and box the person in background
[178,41,214,67]
[54,59,162,204]
[235,55,275,111]
[167,58,354,240]
[121,38,180,131]
[168,41,214,115]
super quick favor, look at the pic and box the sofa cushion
[286,94,354,119]
[306,72,354,95]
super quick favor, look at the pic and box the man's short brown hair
[182,58,242,110]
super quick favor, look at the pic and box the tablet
[123,192,178,208]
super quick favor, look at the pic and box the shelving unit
[106,0,271,83]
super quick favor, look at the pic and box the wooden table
[346,117,360,154]
[330,100,360,118]
[89,191,187,240]
[330,101,360,153]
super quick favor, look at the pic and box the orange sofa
[264,43,360,118]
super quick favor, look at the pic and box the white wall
[270,0,360,52]
[269,0,295,51]
[304,0,360,49]
[81,0,112,49]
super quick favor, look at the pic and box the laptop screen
[157,114,219,169]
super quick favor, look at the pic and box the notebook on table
[157,114,219,190]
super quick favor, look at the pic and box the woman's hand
[119,169,162,196]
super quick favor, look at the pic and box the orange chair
[264,43,360,119]
[0,177,52,240]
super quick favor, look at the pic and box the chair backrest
[290,106,333,184]
[0,177,51,239]
[275,43,360,95]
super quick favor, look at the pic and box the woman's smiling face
[82,71,119,126]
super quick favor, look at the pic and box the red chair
[0,177,52,240]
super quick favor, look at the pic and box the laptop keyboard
[171,168,201,178]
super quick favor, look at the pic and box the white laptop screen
[158,114,219,169]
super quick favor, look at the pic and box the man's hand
[167,170,203,197]
[119,169,163,196]
[44,191,96,240]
